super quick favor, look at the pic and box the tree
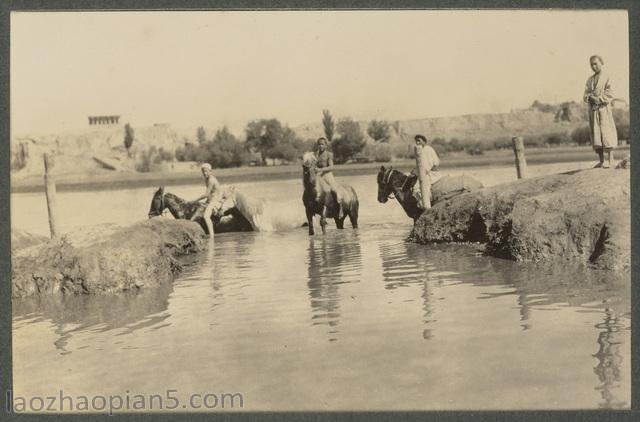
[367,119,391,142]
[322,109,335,142]
[206,126,249,168]
[245,119,280,165]
[269,127,306,162]
[571,126,591,146]
[124,123,135,157]
[616,122,629,142]
[332,118,366,164]
[244,118,306,165]
[175,127,249,168]
[391,120,401,135]
[197,126,207,145]
[546,133,569,146]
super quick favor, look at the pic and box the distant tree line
[174,112,375,168]
[140,105,631,171]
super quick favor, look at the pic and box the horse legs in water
[335,202,359,229]
[348,202,359,229]
[306,207,315,235]
[306,208,327,235]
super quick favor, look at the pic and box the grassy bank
[11,146,626,194]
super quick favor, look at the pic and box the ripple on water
[11,174,631,410]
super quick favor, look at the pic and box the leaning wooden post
[414,144,432,209]
[512,136,528,179]
[43,153,59,238]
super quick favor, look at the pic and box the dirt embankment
[11,219,206,298]
[410,168,630,272]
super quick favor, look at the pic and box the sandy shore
[11,146,623,193]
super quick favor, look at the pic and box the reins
[160,192,167,215]
[381,168,408,200]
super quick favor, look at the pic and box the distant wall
[88,115,121,126]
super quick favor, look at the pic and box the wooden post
[414,144,432,209]
[43,153,59,238]
[512,136,528,179]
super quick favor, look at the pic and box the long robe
[411,144,442,208]
[583,71,618,150]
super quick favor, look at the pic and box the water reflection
[306,232,362,341]
[378,241,445,340]
[210,233,258,308]
[482,258,631,326]
[593,308,628,409]
[13,281,173,354]
[11,175,632,410]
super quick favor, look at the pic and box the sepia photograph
[7,7,632,413]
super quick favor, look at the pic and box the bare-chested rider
[191,162,221,239]
[314,137,344,219]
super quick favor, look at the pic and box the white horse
[210,186,302,232]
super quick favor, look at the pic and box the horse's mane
[302,152,316,166]
[164,192,188,205]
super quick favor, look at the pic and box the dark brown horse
[148,186,253,234]
[377,166,423,222]
[302,153,359,235]
[377,166,483,223]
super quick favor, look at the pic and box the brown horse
[377,166,423,222]
[302,153,359,235]
[147,186,253,234]
[377,166,484,223]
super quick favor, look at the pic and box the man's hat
[200,163,212,171]
[414,134,427,143]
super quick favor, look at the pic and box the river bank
[11,219,206,298]
[410,167,630,272]
[11,146,622,193]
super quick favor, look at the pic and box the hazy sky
[11,10,629,136]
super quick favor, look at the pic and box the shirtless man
[314,137,344,219]
[191,162,221,239]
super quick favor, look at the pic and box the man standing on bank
[583,54,618,168]
[191,162,221,240]
[314,137,344,219]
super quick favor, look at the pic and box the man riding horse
[314,137,344,219]
[409,134,441,208]
[377,134,484,221]
[191,162,222,240]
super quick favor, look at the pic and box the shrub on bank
[363,142,392,162]
[175,127,252,168]
[136,146,174,172]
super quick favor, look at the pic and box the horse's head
[377,166,395,203]
[148,186,166,218]
[302,152,317,186]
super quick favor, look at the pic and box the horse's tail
[347,186,359,228]
[344,185,358,208]
[233,190,266,231]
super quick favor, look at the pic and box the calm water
[11,164,631,410]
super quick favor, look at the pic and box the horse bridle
[380,168,398,200]
[380,168,413,201]
[149,190,168,218]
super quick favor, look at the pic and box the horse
[377,166,423,222]
[377,166,483,223]
[147,186,254,234]
[302,152,359,235]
